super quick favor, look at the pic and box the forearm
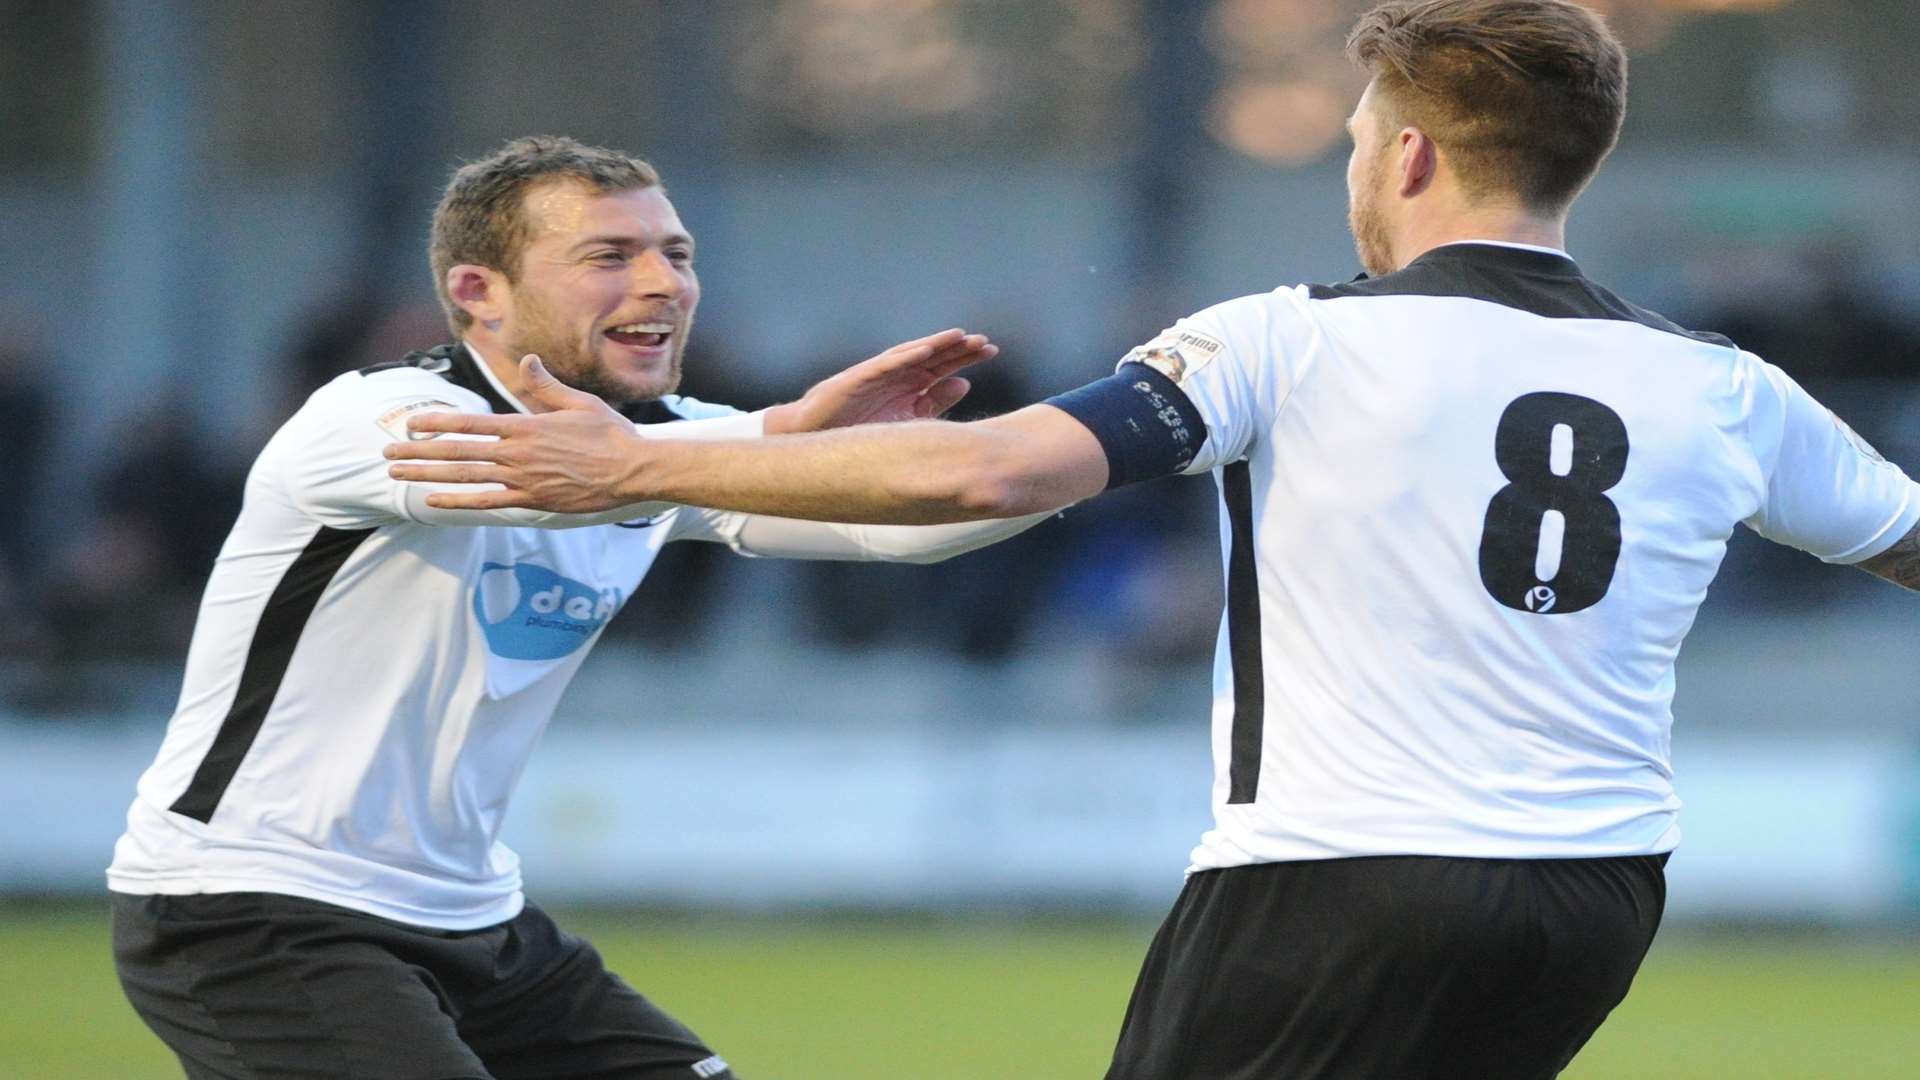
[400,485,675,529]
[392,384,1114,521]
[725,509,1061,563]
[1856,522,1920,591]
[630,412,1094,524]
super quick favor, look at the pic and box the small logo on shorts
[691,1055,731,1078]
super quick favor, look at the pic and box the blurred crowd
[2,232,1917,716]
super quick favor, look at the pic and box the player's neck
[459,335,541,413]
[1392,208,1568,269]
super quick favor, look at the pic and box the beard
[1348,184,1395,277]
[1346,152,1396,277]
[504,297,686,407]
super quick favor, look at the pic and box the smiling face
[496,180,699,405]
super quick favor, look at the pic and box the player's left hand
[761,328,996,435]
[388,355,646,512]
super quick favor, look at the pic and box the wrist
[611,434,664,504]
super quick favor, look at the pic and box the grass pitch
[3,903,1914,1078]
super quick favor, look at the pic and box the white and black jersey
[110,343,1049,929]
[1053,242,1920,869]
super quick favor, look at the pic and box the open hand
[762,328,997,434]
[386,355,643,512]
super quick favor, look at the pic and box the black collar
[1405,242,1581,277]
[371,343,692,423]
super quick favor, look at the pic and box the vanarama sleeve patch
[376,400,459,442]
[1120,327,1227,388]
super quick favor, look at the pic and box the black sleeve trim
[1043,363,1207,489]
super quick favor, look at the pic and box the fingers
[383,438,509,462]
[519,355,602,410]
[807,329,994,410]
[856,335,992,392]
[873,329,987,374]
[406,411,525,439]
[922,334,984,364]
[924,341,998,381]
[423,489,534,511]
[388,461,515,486]
[919,376,971,418]
[892,328,968,355]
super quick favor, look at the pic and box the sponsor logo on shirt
[376,399,458,441]
[691,1055,731,1078]
[472,562,624,660]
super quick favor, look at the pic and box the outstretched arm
[380,328,999,529]
[389,355,1123,524]
[1856,522,1920,591]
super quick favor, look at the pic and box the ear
[446,264,509,330]
[1396,127,1439,198]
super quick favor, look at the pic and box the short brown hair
[429,135,662,335]
[1347,0,1627,212]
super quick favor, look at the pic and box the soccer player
[392,3,1920,1077]
[107,135,1051,1080]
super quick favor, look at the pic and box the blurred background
[1,0,1916,1076]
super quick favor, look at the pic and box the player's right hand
[387,354,645,513]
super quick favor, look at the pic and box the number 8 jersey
[1120,241,1920,868]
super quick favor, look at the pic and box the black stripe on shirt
[620,398,686,425]
[1308,244,1737,349]
[169,525,376,824]
[366,343,696,425]
[438,344,517,415]
[359,343,518,417]
[1223,460,1265,805]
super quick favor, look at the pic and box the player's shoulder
[352,345,502,406]
[1172,288,1318,346]
[1299,244,1738,351]
[297,346,496,440]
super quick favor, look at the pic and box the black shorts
[1106,853,1669,1080]
[111,891,737,1080]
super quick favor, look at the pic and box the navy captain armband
[1042,363,1207,489]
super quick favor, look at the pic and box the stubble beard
[506,303,686,407]
[1349,188,1395,278]
[1347,152,1396,277]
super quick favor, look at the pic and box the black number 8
[1478,393,1629,615]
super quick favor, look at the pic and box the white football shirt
[109,344,1047,927]
[1117,243,1920,869]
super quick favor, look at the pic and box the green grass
[5,904,1915,1078]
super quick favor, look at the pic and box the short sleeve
[270,372,485,529]
[1116,289,1311,474]
[1742,357,1920,563]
